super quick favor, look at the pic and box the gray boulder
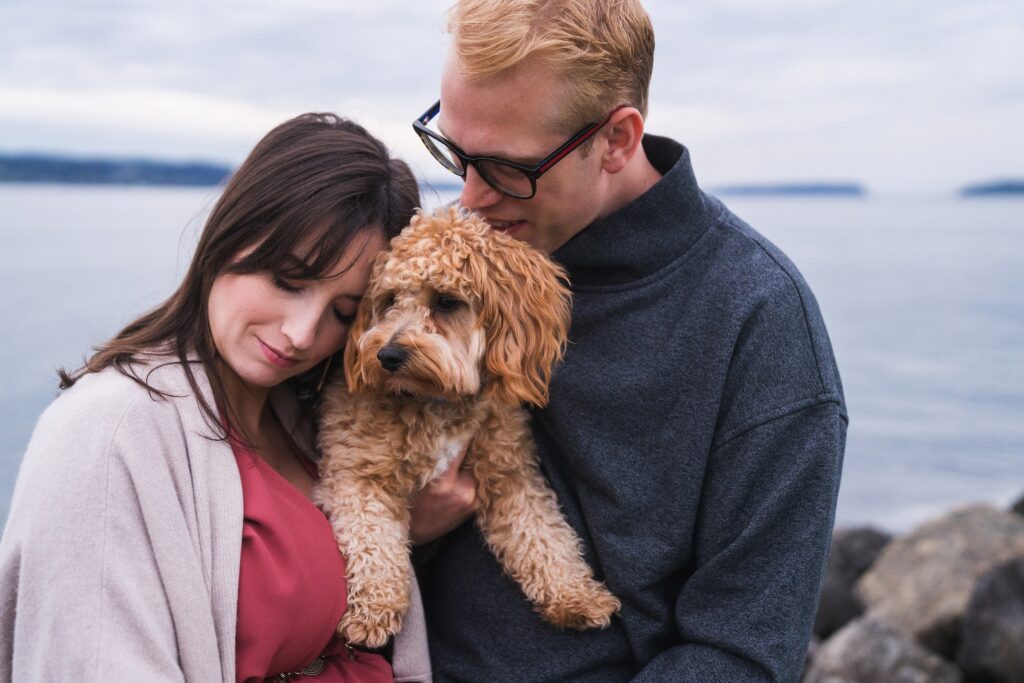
[957,556,1024,683]
[803,616,962,683]
[1012,492,1024,518]
[814,527,891,638]
[856,505,1024,658]
[805,635,820,678]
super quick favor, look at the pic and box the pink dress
[230,436,393,682]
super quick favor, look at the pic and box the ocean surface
[1,183,1022,531]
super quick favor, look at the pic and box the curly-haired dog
[314,206,620,648]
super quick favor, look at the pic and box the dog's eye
[376,292,396,315]
[434,294,465,313]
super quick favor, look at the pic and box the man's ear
[601,107,646,174]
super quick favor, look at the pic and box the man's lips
[258,338,299,368]
[486,219,526,236]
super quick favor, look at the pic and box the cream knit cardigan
[0,360,431,682]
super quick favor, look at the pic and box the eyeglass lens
[420,134,463,174]
[476,160,533,197]
[419,132,534,198]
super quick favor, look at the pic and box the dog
[314,206,620,648]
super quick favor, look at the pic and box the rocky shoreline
[804,495,1024,682]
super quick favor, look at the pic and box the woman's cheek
[320,326,350,361]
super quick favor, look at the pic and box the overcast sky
[1,0,1021,193]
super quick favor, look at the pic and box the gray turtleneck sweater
[418,135,847,682]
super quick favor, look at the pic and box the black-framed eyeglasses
[413,100,623,200]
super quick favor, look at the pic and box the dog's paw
[539,581,621,630]
[337,608,403,648]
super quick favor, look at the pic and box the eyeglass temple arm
[536,108,622,174]
[417,101,442,126]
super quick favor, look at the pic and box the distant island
[0,153,470,196]
[960,180,1024,197]
[0,153,233,187]
[6,153,1014,201]
[712,182,866,197]
[418,179,464,194]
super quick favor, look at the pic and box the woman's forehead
[277,224,385,278]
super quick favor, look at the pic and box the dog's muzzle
[377,345,409,373]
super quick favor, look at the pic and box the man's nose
[459,165,503,211]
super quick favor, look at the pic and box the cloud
[1,0,1021,191]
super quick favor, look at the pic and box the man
[409,0,846,680]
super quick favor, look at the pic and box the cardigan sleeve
[0,377,225,681]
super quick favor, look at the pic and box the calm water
[1,184,1022,531]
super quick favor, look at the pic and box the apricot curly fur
[315,206,620,647]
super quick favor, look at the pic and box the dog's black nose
[377,345,408,373]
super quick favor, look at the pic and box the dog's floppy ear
[471,236,571,407]
[343,252,388,393]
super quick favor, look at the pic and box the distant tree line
[2,153,1021,196]
[0,154,232,186]
[960,180,1024,197]
[713,182,866,197]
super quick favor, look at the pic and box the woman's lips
[258,338,299,368]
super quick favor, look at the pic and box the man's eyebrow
[495,151,544,166]
[437,123,540,166]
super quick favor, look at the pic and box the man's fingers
[433,439,474,486]
[454,470,480,511]
[453,438,473,468]
[408,466,480,545]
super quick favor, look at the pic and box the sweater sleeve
[630,400,846,682]
[0,381,222,681]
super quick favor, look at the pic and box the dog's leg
[472,412,621,630]
[313,475,412,648]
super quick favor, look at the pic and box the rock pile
[803,495,1024,683]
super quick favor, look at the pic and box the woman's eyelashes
[333,308,357,325]
[271,273,302,293]
[271,273,356,325]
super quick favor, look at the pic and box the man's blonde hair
[446,0,655,133]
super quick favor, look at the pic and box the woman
[0,113,431,682]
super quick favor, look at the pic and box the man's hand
[408,443,479,545]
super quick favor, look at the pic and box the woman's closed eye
[333,308,357,325]
[272,273,357,325]
[271,273,303,293]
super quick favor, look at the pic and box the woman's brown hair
[59,113,420,438]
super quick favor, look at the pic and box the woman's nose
[281,303,321,351]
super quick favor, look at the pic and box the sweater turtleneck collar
[552,135,717,289]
